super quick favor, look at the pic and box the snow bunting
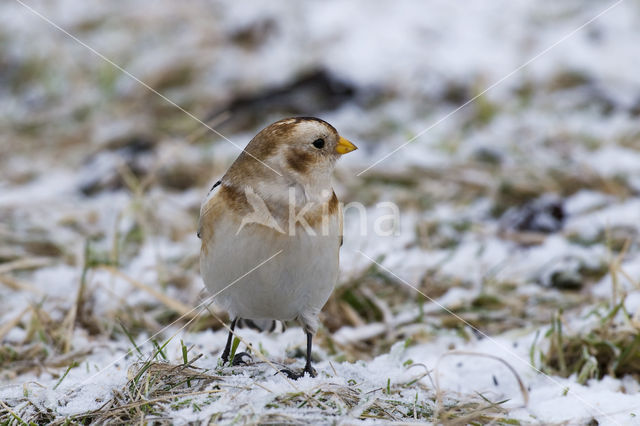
[198,117,357,378]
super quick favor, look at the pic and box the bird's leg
[279,331,317,379]
[220,317,237,364]
[303,332,317,377]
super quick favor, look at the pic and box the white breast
[200,211,340,334]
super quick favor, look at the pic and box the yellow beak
[335,136,358,155]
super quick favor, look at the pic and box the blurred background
[1,0,639,423]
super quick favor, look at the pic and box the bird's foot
[278,364,317,380]
[304,364,317,378]
[232,352,253,366]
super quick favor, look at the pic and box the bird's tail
[237,319,285,333]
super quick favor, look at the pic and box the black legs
[222,319,317,379]
[221,318,253,365]
[220,317,237,363]
[303,332,317,378]
[280,331,317,379]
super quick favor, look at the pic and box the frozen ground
[1,0,640,424]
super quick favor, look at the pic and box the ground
[1,0,639,424]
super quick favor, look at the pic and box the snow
[581,146,640,178]
[2,0,640,424]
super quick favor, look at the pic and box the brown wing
[197,180,221,239]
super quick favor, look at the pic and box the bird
[198,117,357,379]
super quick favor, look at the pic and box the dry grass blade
[75,360,223,424]
[0,307,30,342]
[0,257,52,275]
[61,248,88,354]
[98,265,193,317]
[0,274,43,294]
[332,307,422,346]
[0,399,27,425]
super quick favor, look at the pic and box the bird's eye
[312,138,325,149]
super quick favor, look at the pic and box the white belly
[200,215,340,331]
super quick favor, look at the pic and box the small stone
[550,270,583,290]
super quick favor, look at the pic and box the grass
[537,300,640,383]
[52,361,79,390]
[1,5,639,423]
[2,161,636,424]
[0,329,526,424]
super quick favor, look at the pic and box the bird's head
[243,117,356,179]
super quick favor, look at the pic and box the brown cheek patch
[286,150,313,174]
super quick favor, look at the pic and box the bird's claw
[232,352,253,366]
[304,365,317,378]
[278,368,301,380]
[278,365,317,380]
